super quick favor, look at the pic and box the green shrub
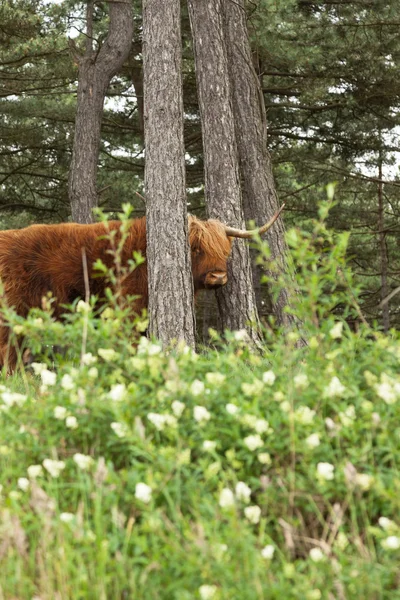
[0,206,399,599]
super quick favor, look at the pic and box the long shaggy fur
[0,216,233,369]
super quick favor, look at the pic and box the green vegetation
[1,212,399,598]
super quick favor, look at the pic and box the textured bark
[143,0,196,347]
[378,155,390,332]
[223,0,297,329]
[130,39,144,144]
[68,0,133,224]
[187,0,261,342]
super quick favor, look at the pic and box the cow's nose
[206,271,228,288]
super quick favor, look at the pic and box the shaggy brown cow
[0,208,283,369]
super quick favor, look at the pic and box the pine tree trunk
[187,0,261,342]
[378,154,390,332]
[68,0,133,224]
[143,0,196,348]
[223,0,297,329]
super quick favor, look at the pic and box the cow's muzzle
[204,271,228,289]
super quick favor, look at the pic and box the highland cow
[0,208,283,369]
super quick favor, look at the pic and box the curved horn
[224,203,285,239]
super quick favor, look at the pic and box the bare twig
[80,248,90,367]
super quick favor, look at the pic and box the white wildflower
[171,400,185,417]
[148,412,177,430]
[147,412,166,431]
[339,405,356,427]
[235,481,252,503]
[305,433,320,449]
[203,440,217,452]
[241,414,257,429]
[41,369,56,387]
[258,452,271,465]
[244,505,261,524]
[193,405,211,423]
[372,412,381,426]
[111,422,129,438]
[88,367,98,379]
[98,348,119,362]
[43,458,65,478]
[335,532,349,550]
[280,400,291,413]
[226,403,239,415]
[199,584,218,600]
[355,473,373,491]
[317,462,334,481]
[190,379,205,396]
[109,384,127,402]
[17,477,30,492]
[329,322,343,339]
[82,352,97,365]
[2,391,28,407]
[244,434,263,451]
[54,406,67,420]
[135,482,152,504]
[294,373,309,389]
[27,464,43,479]
[205,372,226,385]
[242,379,263,396]
[254,419,270,434]
[274,391,285,402]
[61,374,75,391]
[379,517,396,531]
[76,300,91,313]
[294,406,316,425]
[376,382,397,405]
[324,376,346,398]
[13,324,24,335]
[66,416,78,429]
[147,343,162,356]
[60,512,75,523]
[261,544,275,559]
[73,453,94,470]
[262,370,276,385]
[163,414,177,428]
[325,417,336,430]
[233,329,248,342]
[219,488,235,509]
[309,547,325,562]
[31,362,47,375]
[382,536,400,550]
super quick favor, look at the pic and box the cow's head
[189,217,232,291]
[188,205,284,292]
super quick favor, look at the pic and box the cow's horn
[223,203,285,239]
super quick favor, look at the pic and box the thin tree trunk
[143,0,196,347]
[223,0,297,329]
[68,0,133,223]
[130,39,144,144]
[378,152,390,332]
[187,0,261,342]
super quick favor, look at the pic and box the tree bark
[378,152,390,332]
[223,0,297,329]
[143,0,196,348]
[187,0,261,342]
[68,0,133,223]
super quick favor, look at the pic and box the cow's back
[0,219,148,316]
[0,223,106,316]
